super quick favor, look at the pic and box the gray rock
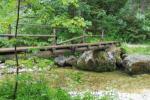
[54,55,77,67]
[77,51,96,71]
[76,46,122,72]
[123,55,150,74]
[54,56,66,67]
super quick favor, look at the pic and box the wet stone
[122,55,150,75]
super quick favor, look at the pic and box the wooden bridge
[0,41,119,55]
[0,24,119,56]
[0,34,119,55]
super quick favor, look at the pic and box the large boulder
[76,46,122,72]
[54,55,77,67]
[122,55,150,74]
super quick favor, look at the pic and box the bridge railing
[58,35,103,45]
[0,23,105,46]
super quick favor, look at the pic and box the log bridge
[0,41,119,55]
[0,24,119,58]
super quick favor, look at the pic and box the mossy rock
[76,46,122,72]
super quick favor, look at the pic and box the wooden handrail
[58,35,103,44]
[58,36,85,44]
[0,34,56,38]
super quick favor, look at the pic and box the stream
[0,63,150,100]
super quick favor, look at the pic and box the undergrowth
[5,57,54,69]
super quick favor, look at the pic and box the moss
[94,51,116,72]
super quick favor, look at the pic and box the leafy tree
[0,0,150,43]
[0,0,16,33]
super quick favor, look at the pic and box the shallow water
[69,90,150,100]
[0,66,150,93]
[48,68,150,93]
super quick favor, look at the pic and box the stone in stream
[122,55,150,75]
[54,56,66,66]
[76,46,122,72]
[54,55,77,67]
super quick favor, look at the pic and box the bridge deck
[0,41,120,54]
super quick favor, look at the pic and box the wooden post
[101,30,104,39]
[140,0,145,14]
[52,28,57,45]
[8,24,11,39]
[82,29,85,43]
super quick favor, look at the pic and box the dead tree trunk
[12,0,21,99]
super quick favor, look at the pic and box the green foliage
[81,0,150,42]
[121,43,150,55]
[0,74,71,100]
[61,0,79,7]
[0,0,16,33]
[1,0,150,43]
[5,57,54,69]
[0,39,11,47]
[51,16,91,40]
[0,37,50,48]
[51,16,91,29]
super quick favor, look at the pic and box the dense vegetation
[0,0,150,45]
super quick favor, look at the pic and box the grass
[121,43,150,55]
